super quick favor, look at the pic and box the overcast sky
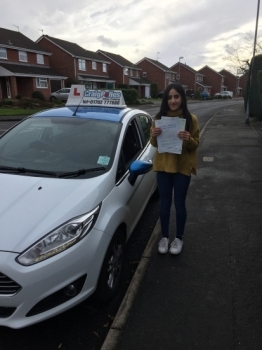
[2,0,261,73]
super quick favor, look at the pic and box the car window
[116,119,143,181]
[137,114,152,143]
[0,117,120,176]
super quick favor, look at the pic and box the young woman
[150,83,199,254]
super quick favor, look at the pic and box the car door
[59,89,69,101]
[114,115,156,236]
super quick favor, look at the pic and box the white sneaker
[158,237,169,254]
[169,238,183,255]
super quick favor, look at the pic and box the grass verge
[0,107,50,116]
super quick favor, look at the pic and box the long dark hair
[156,83,192,131]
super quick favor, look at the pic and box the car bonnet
[0,173,112,252]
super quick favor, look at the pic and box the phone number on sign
[82,99,120,105]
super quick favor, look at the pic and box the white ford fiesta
[0,86,157,328]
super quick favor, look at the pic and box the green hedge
[31,90,46,101]
[194,91,201,99]
[150,83,158,99]
[245,54,262,120]
[120,88,138,104]
[258,70,262,105]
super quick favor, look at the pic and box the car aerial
[214,91,233,98]
[50,87,71,101]
[0,86,157,329]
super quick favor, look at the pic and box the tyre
[95,229,126,301]
[50,96,56,102]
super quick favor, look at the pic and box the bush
[245,54,262,120]
[31,90,46,101]
[258,70,262,105]
[150,83,158,99]
[65,77,79,87]
[121,88,138,104]
[194,91,201,99]
[16,94,22,99]
[2,99,14,106]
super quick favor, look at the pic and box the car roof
[32,85,132,123]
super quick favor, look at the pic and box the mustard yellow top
[150,109,200,176]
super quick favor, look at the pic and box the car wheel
[50,96,56,101]
[95,229,126,301]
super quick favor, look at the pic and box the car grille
[0,272,21,296]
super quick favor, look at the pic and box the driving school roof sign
[66,85,127,108]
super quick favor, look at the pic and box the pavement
[101,103,262,350]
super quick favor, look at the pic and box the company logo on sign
[84,90,121,99]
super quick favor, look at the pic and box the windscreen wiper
[0,166,58,177]
[59,167,106,178]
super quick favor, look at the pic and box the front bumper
[0,228,110,329]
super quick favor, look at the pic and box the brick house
[36,35,114,89]
[170,62,211,96]
[0,28,65,100]
[96,50,150,98]
[198,65,225,97]
[136,57,177,94]
[219,69,240,97]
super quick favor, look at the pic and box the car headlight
[17,205,101,266]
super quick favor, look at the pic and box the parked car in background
[0,86,157,329]
[158,91,164,98]
[50,88,71,101]
[200,91,210,99]
[190,91,210,99]
[214,91,233,99]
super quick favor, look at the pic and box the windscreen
[0,117,120,176]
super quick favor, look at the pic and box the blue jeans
[157,172,191,240]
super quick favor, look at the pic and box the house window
[136,70,139,77]
[92,61,97,70]
[78,59,86,71]
[102,63,107,73]
[0,48,7,59]
[124,68,129,75]
[36,77,48,88]
[142,72,147,78]
[37,54,44,64]
[130,69,133,76]
[19,51,28,62]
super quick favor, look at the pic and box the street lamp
[178,57,184,83]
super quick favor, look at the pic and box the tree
[150,83,158,99]
[224,32,262,75]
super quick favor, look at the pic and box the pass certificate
[155,117,186,154]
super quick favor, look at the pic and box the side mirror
[128,160,153,186]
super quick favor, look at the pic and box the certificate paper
[155,117,186,154]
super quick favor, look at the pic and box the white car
[50,88,71,101]
[0,86,157,328]
[214,91,233,98]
